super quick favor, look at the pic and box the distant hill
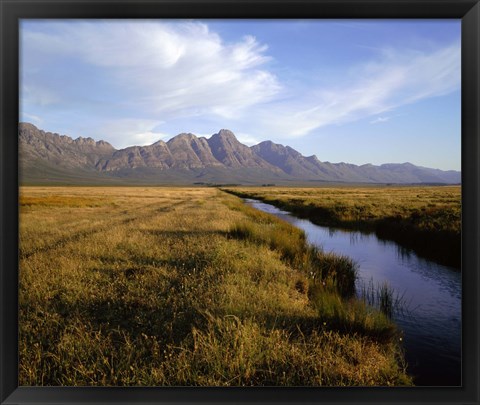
[19,123,461,185]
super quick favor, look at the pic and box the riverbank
[222,186,461,269]
[19,186,411,386]
[243,196,461,386]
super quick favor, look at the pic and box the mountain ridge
[19,123,461,185]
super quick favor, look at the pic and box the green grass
[222,186,461,268]
[19,186,411,386]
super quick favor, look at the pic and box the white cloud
[235,132,261,146]
[22,21,280,125]
[128,131,172,146]
[93,119,166,148]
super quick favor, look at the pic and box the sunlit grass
[19,186,411,386]
[223,186,461,267]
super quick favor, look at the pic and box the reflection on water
[245,199,461,386]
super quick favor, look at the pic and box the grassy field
[19,186,411,386]
[223,186,461,268]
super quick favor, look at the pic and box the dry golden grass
[224,186,461,267]
[19,186,411,386]
[223,185,460,229]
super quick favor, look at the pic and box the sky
[20,19,461,171]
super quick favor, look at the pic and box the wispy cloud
[253,42,460,138]
[21,112,43,126]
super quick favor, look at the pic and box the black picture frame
[1,0,479,404]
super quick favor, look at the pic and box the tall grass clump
[359,279,409,319]
[307,290,397,342]
[302,248,358,298]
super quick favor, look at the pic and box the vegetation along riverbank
[19,186,411,386]
[223,186,461,269]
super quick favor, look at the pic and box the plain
[18,186,425,386]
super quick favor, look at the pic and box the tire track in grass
[20,199,187,259]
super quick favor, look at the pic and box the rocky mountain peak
[206,129,277,169]
[74,137,96,146]
[19,122,38,132]
[211,129,239,143]
[168,133,198,142]
[217,129,236,137]
[96,140,115,149]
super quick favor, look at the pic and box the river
[244,198,461,387]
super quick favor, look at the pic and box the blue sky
[20,19,461,170]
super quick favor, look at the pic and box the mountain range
[19,122,461,185]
